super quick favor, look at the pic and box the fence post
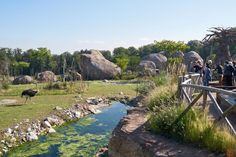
[202,90,207,109]
[177,76,182,99]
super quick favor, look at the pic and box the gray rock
[45,116,62,126]
[36,71,57,82]
[66,70,82,81]
[74,111,81,118]
[42,120,52,128]
[6,128,12,134]
[13,75,33,85]
[183,51,203,71]
[139,60,156,70]
[142,53,167,71]
[48,128,56,133]
[26,131,38,141]
[79,49,121,80]
[54,106,63,111]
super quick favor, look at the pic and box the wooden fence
[174,73,236,135]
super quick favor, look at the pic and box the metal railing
[173,73,236,135]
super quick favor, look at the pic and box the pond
[6,102,128,157]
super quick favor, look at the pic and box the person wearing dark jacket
[215,64,223,85]
[223,61,234,86]
[203,63,212,86]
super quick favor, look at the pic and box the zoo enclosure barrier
[173,73,236,135]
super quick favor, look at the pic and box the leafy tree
[127,46,139,56]
[154,40,189,53]
[100,50,112,61]
[139,44,158,57]
[115,56,129,72]
[113,47,129,58]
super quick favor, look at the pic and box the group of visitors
[191,60,236,87]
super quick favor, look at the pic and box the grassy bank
[146,78,236,155]
[0,81,137,130]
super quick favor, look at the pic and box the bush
[148,91,178,112]
[148,105,236,153]
[150,73,168,86]
[0,81,10,90]
[135,81,155,95]
[44,82,63,90]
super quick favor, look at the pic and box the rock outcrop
[108,108,222,157]
[79,50,121,80]
[138,60,157,76]
[141,53,167,71]
[13,75,33,84]
[183,51,203,71]
[36,71,57,82]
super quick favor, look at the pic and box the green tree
[115,56,129,72]
[100,50,112,61]
[154,40,189,53]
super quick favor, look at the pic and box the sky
[0,0,236,54]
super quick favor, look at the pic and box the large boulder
[79,50,121,80]
[13,75,33,84]
[139,60,156,70]
[171,51,184,58]
[183,51,203,71]
[141,53,167,70]
[65,71,82,81]
[36,71,57,82]
[158,51,184,58]
[138,60,157,76]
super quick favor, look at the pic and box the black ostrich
[21,89,38,103]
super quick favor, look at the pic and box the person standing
[215,64,223,85]
[203,62,212,86]
[223,61,234,86]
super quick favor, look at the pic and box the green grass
[0,81,137,130]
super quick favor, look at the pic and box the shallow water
[6,102,128,157]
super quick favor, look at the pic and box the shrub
[148,105,236,154]
[44,82,63,90]
[0,81,10,90]
[150,73,168,86]
[148,91,178,112]
[135,81,155,95]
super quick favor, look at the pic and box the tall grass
[148,91,236,155]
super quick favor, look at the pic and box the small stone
[48,128,56,133]
[119,92,124,95]
[98,98,103,102]
[25,119,30,123]
[43,120,52,128]
[74,111,81,118]
[103,79,109,83]
[1,140,5,143]
[2,148,8,153]
[54,106,63,111]
[27,127,31,132]
[6,128,12,134]
[14,125,19,129]
[26,132,38,141]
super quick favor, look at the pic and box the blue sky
[0,0,236,54]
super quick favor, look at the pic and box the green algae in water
[7,102,128,157]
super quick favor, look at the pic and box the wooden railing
[174,73,236,135]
